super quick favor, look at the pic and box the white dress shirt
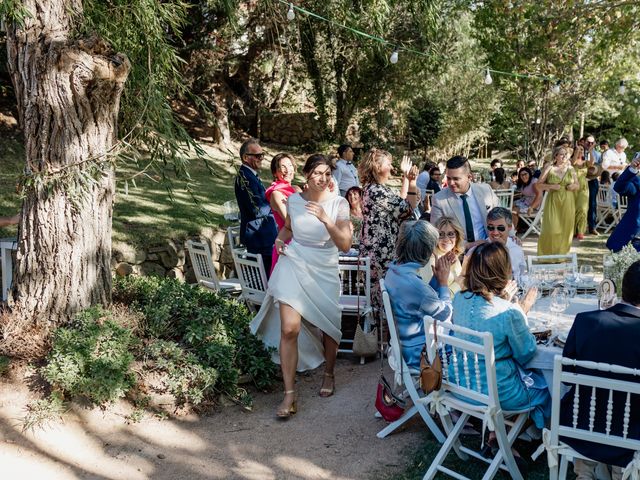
[333,159,359,196]
[506,236,526,279]
[456,190,487,240]
[602,149,627,171]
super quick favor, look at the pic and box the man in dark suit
[234,138,278,275]
[560,260,640,479]
[606,154,640,253]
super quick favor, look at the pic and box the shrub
[113,276,278,401]
[42,306,138,405]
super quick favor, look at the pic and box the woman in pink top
[265,153,301,273]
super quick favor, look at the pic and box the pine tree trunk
[2,0,130,358]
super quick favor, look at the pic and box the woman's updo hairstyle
[302,153,334,177]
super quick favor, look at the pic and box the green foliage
[21,391,67,432]
[0,355,9,376]
[113,275,278,400]
[42,307,138,405]
[407,98,442,151]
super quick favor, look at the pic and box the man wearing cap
[333,144,359,196]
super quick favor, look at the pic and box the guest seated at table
[384,220,454,370]
[489,167,511,190]
[512,167,539,228]
[452,243,547,434]
[419,216,464,296]
[560,260,640,479]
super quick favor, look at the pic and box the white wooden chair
[375,279,446,443]
[337,255,374,364]
[615,194,629,224]
[419,320,533,480]
[185,240,242,293]
[527,253,577,274]
[226,225,245,253]
[595,184,616,233]
[494,189,514,211]
[519,191,547,239]
[231,249,268,312]
[536,355,640,480]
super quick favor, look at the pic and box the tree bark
[2,0,130,358]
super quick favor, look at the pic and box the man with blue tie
[333,144,359,196]
[234,138,278,275]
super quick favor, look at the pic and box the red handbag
[375,374,406,422]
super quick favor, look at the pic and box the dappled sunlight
[231,459,276,480]
[273,456,352,480]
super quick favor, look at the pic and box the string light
[552,80,561,94]
[390,48,399,64]
[484,69,493,85]
[287,3,295,21]
[619,80,626,94]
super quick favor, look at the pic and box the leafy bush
[42,307,138,405]
[113,276,278,400]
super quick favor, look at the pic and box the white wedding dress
[250,193,349,371]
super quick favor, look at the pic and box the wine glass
[549,288,569,330]
[579,265,594,283]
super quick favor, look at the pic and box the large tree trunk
[1,0,130,358]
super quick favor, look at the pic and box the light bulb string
[280,0,634,88]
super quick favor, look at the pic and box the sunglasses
[246,153,265,159]
[438,231,457,239]
[487,225,507,232]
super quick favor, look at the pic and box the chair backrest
[549,355,640,454]
[426,320,500,409]
[380,279,411,375]
[527,253,577,274]
[423,189,435,212]
[338,256,371,312]
[618,194,629,213]
[597,184,612,207]
[494,189,514,211]
[226,225,244,251]
[223,199,240,221]
[231,250,268,305]
[186,240,221,290]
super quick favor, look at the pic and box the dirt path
[0,358,431,480]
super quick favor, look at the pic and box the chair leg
[376,405,418,438]
[559,455,569,480]
[482,414,526,480]
[440,411,467,460]
[423,411,469,480]
[414,400,445,443]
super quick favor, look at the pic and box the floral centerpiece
[603,244,640,296]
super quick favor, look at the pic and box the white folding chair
[337,255,374,364]
[376,280,446,443]
[615,194,629,224]
[494,189,514,211]
[420,321,532,480]
[527,253,577,274]
[185,240,242,293]
[595,184,616,233]
[519,191,547,239]
[231,249,268,312]
[536,355,640,480]
[226,225,245,253]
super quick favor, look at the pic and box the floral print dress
[360,183,414,316]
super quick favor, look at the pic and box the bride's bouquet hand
[275,239,287,255]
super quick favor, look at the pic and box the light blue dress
[451,292,551,428]
[384,261,452,370]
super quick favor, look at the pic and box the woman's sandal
[276,390,297,418]
[319,373,335,397]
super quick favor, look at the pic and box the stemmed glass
[549,287,569,330]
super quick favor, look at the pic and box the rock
[138,262,166,277]
[113,242,146,265]
[183,265,196,284]
[157,453,166,460]
[147,253,159,261]
[148,239,178,254]
[159,249,180,268]
[166,268,185,282]
[115,262,133,277]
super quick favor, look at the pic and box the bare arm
[269,190,288,222]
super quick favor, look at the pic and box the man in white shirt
[430,156,499,246]
[485,207,526,280]
[333,144,359,196]
[602,137,628,173]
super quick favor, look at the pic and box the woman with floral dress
[358,148,419,316]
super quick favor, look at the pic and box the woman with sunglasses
[419,216,464,295]
[250,154,352,418]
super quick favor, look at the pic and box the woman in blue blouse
[452,242,549,429]
[384,220,455,370]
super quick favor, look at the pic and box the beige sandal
[276,390,297,418]
[319,373,335,397]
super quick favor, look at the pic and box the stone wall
[111,228,237,283]
[230,112,322,145]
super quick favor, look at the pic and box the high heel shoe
[276,390,297,418]
[319,373,335,397]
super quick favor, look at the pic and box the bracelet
[407,191,417,196]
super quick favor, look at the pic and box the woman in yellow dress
[537,145,580,255]
[571,144,592,240]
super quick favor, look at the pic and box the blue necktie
[461,194,475,242]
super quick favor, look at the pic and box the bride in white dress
[250,154,352,418]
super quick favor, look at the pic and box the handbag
[419,319,443,393]
[375,373,406,422]
[353,323,378,357]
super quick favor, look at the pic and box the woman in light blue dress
[451,242,550,429]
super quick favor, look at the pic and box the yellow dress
[573,163,588,235]
[538,167,576,256]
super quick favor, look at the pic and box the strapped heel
[276,390,297,418]
[319,372,335,397]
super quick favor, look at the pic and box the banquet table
[525,295,600,390]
